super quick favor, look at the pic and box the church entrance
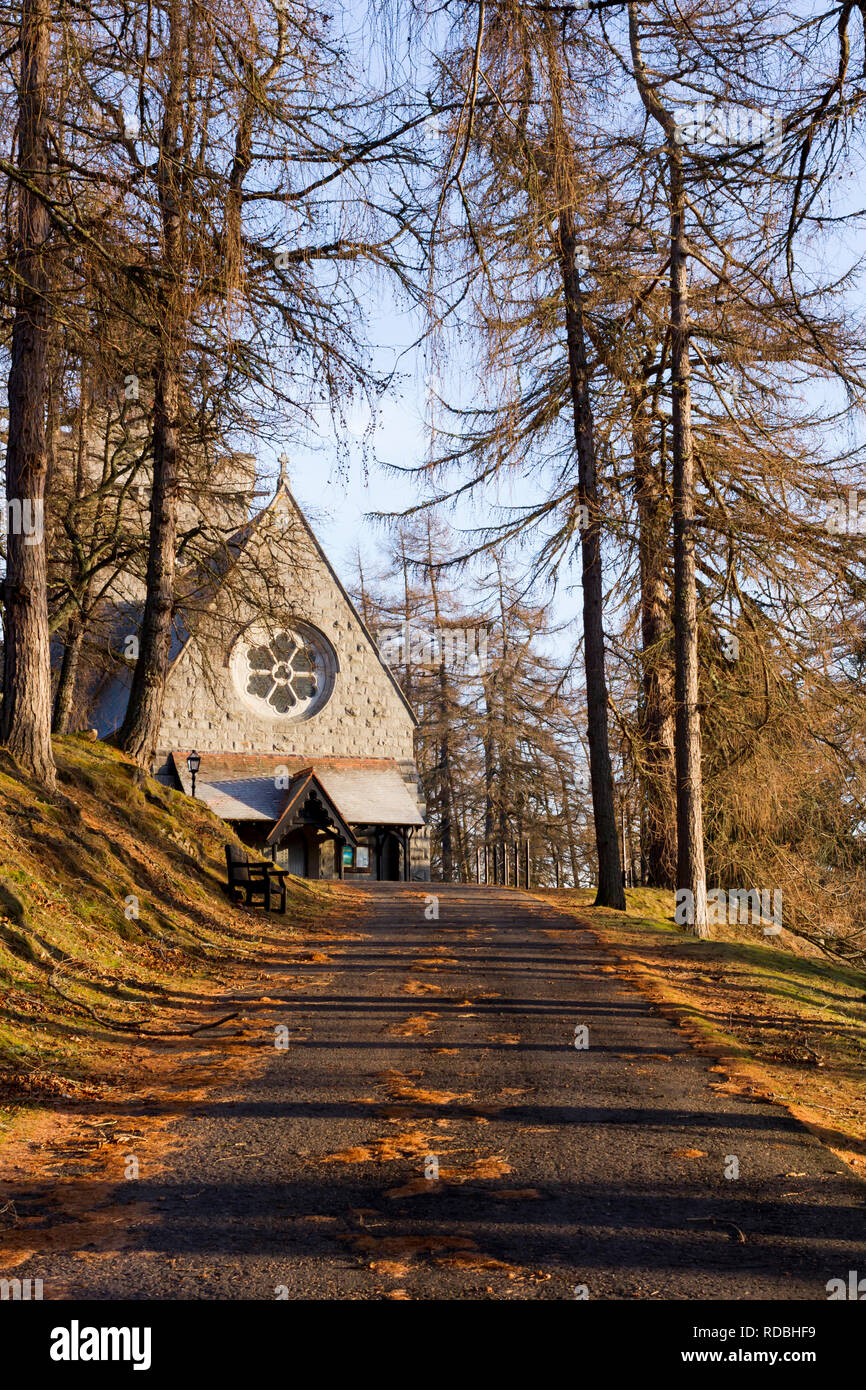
[380,831,403,881]
[281,831,308,878]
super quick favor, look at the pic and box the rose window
[246,631,318,713]
[231,623,336,720]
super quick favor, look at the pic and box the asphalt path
[11,883,866,1300]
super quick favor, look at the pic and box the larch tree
[1,0,56,787]
[626,3,709,933]
[53,0,429,767]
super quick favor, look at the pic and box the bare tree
[627,3,708,932]
[1,0,56,787]
[546,22,624,907]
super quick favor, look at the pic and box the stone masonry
[150,477,429,874]
[154,482,416,765]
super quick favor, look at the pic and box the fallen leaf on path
[434,1252,522,1276]
[319,1146,373,1164]
[343,1233,473,1260]
[386,1015,438,1037]
[450,1155,512,1180]
[321,1130,436,1164]
[0,1204,152,1266]
[669,1148,708,1159]
[382,1071,470,1107]
[383,1150,513,1197]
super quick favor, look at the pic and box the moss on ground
[0,737,340,1135]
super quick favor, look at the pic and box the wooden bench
[225,845,288,913]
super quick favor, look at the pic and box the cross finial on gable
[278,452,290,488]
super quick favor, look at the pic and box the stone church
[82,458,429,881]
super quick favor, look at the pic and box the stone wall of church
[153,488,417,769]
[155,618,415,763]
[409,825,431,881]
[147,484,429,875]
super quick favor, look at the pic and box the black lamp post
[187,749,200,798]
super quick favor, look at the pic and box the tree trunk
[117,358,180,767]
[437,699,454,881]
[669,156,709,936]
[483,675,496,844]
[1,0,56,789]
[457,794,471,884]
[628,2,708,933]
[53,373,93,736]
[632,388,677,886]
[558,211,625,909]
[427,541,454,881]
[52,612,85,734]
[557,763,581,889]
[118,0,184,769]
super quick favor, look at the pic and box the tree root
[686,1217,746,1243]
[48,970,239,1037]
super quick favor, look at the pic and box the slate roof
[313,764,425,827]
[180,776,285,821]
[168,752,425,827]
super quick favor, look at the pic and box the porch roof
[167,752,425,827]
[266,769,358,847]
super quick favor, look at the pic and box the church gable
[154,481,416,766]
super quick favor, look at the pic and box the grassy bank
[539,888,866,1178]
[0,737,336,1131]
